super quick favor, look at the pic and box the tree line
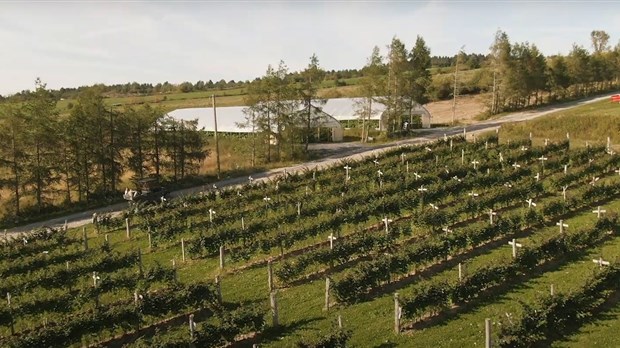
[0,80,206,221]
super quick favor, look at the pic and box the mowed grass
[499,99,620,149]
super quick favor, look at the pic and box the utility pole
[212,95,221,179]
[452,45,465,126]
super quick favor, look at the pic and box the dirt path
[6,92,616,235]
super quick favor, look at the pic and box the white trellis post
[590,176,600,186]
[489,209,497,225]
[534,172,540,182]
[468,191,479,199]
[406,161,409,173]
[592,206,607,219]
[297,202,301,217]
[607,136,611,152]
[413,172,421,180]
[209,208,216,223]
[219,245,225,269]
[344,165,351,182]
[508,239,523,258]
[556,220,568,234]
[544,138,549,146]
[401,153,406,165]
[189,314,196,339]
[615,168,620,176]
[92,271,100,288]
[64,220,68,232]
[450,138,453,151]
[267,259,274,292]
[429,203,439,210]
[418,185,428,206]
[485,318,492,348]
[394,292,401,334]
[592,257,610,267]
[270,291,279,327]
[512,162,521,170]
[148,232,152,251]
[181,238,186,262]
[458,262,463,282]
[562,186,568,202]
[564,164,569,174]
[338,314,343,329]
[525,198,536,209]
[125,218,131,239]
[538,156,548,174]
[485,140,488,150]
[461,149,465,165]
[328,233,337,250]
[499,152,503,163]
[442,227,453,236]
[382,217,393,234]
[550,284,555,296]
[241,216,245,231]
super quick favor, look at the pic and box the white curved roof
[166,105,342,133]
[321,97,386,121]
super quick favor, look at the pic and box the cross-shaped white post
[328,233,337,250]
[263,196,272,204]
[377,170,384,178]
[544,138,549,146]
[534,172,540,182]
[592,206,607,219]
[425,146,432,152]
[504,182,513,188]
[413,172,421,180]
[564,164,569,174]
[461,149,465,165]
[418,185,427,193]
[248,175,254,183]
[471,160,480,170]
[442,226,453,236]
[208,208,216,223]
[508,238,523,258]
[429,203,439,210]
[453,176,462,182]
[499,152,504,163]
[92,271,100,288]
[525,198,536,209]
[468,191,479,199]
[382,217,393,234]
[489,209,497,225]
[562,186,568,201]
[344,165,351,181]
[590,176,600,186]
[615,168,620,176]
[512,162,521,170]
[521,145,528,151]
[539,156,548,173]
[556,220,568,234]
[373,159,380,166]
[592,257,610,267]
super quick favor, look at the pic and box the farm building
[165,97,431,142]
[166,105,344,142]
[321,97,432,130]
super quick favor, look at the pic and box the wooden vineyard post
[82,227,88,251]
[324,277,330,311]
[485,318,492,348]
[172,259,177,283]
[215,275,223,305]
[267,260,274,292]
[219,245,225,269]
[137,249,143,276]
[550,284,555,296]
[394,293,401,334]
[125,218,131,240]
[270,291,279,327]
[7,292,14,335]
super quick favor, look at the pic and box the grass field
[499,99,620,149]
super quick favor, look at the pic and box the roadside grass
[499,99,620,148]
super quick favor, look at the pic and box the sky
[1,1,619,95]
